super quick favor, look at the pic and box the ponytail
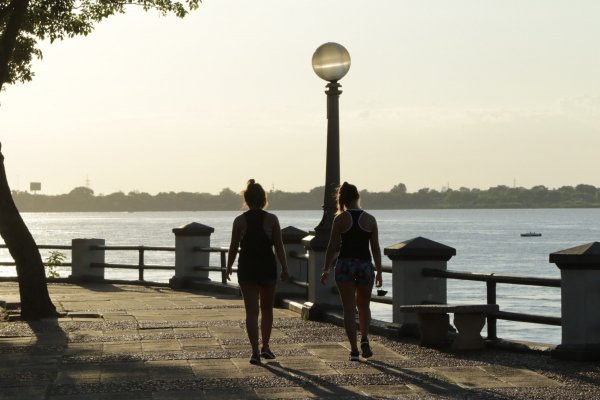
[336,181,359,214]
[242,179,267,209]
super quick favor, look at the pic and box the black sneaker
[360,337,373,358]
[261,347,276,359]
[249,353,262,365]
[349,351,360,361]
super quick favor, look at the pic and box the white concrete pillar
[278,226,309,298]
[384,236,456,334]
[70,238,105,281]
[550,242,600,361]
[170,222,214,288]
[302,233,340,307]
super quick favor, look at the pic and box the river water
[3,208,599,345]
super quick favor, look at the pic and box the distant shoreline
[18,206,600,213]
[13,184,600,212]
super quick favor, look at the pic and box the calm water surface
[3,208,600,345]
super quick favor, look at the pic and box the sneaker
[349,351,360,361]
[249,353,262,365]
[360,337,373,358]
[261,347,276,360]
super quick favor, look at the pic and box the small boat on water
[521,232,542,237]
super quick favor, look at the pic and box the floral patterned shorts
[334,258,375,286]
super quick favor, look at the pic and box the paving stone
[481,365,564,387]
[266,357,340,376]
[178,337,220,351]
[103,342,142,354]
[254,386,339,399]
[190,358,244,378]
[65,342,103,356]
[359,384,417,398]
[146,360,195,380]
[208,326,246,339]
[141,340,182,353]
[432,366,508,388]
[305,342,351,362]
[99,362,149,382]
[367,342,409,361]
[203,388,260,399]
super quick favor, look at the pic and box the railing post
[302,233,340,309]
[486,281,497,340]
[138,247,145,281]
[70,238,105,282]
[220,251,227,284]
[279,226,309,298]
[170,222,214,289]
[384,237,456,335]
[550,242,600,361]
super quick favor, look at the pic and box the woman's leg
[240,283,260,356]
[258,284,276,349]
[336,281,359,353]
[356,282,373,338]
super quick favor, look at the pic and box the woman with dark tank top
[227,180,289,365]
[320,182,383,361]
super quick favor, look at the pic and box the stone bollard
[70,238,105,282]
[170,222,215,289]
[302,232,340,309]
[549,242,600,361]
[279,226,309,298]
[384,236,456,335]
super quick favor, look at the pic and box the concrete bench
[400,304,499,350]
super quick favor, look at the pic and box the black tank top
[237,209,277,281]
[338,209,372,261]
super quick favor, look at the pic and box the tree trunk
[1,1,30,91]
[0,145,56,319]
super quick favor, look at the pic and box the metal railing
[194,246,231,283]
[0,244,73,267]
[2,243,235,283]
[422,268,561,340]
[90,245,175,281]
[89,245,235,283]
[3,243,561,341]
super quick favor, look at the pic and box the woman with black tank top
[227,180,289,365]
[320,182,383,361]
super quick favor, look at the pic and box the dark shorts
[334,258,375,286]
[238,278,277,287]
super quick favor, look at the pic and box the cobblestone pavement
[1,282,599,399]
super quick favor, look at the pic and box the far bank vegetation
[11,184,600,212]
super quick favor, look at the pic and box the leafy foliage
[0,0,200,86]
[43,250,66,278]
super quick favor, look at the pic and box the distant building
[30,182,41,194]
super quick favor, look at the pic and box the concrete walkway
[0,282,598,399]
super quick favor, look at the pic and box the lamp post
[310,42,351,247]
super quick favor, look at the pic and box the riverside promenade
[1,282,599,400]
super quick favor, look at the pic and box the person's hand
[280,270,289,282]
[375,271,383,288]
[320,270,330,285]
[226,266,233,281]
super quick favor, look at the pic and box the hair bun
[247,179,256,186]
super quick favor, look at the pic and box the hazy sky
[1,0,599,195]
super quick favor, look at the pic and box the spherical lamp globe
[312,42,351,82]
